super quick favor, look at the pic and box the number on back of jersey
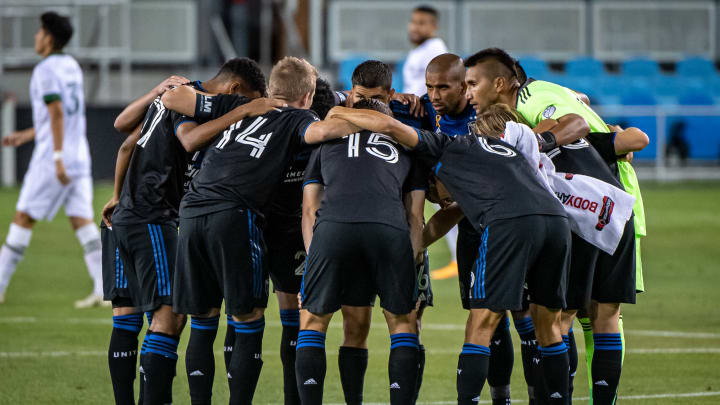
[216,116,272,158]
[346,132,399,163]
[137,98,166,148]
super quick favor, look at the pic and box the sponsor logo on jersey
[201,96,212,113]
[542,105,556,119]
[596,196,615,231]
[554,192,600,213]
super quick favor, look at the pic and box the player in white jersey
[402,5,448,97]
[0,12,103,308]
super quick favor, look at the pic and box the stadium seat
[337,55,369,90]
[517,56,550,79]
[616,90,658,159]
[393,60,404,92]
[677,91,720,160]
[565,57,605,77]
[621,58,661,77]
[677,57,716,77]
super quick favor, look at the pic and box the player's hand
[54,160,71,185]
[620,151,634,163]
[242,98,288,117]
[102,198,119,227]
[2,130,30,147]
[392,93,426,117]
[607,124,623,132]
[533,119,558,134]
[297,293,303,309]
[153,75,190,96]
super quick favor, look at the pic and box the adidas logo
[550,392,563,398]
[472,396,481,402]
[390,382,400,389]
[595,380,609,386]
[304,378,318,385]
[189,370,204,377]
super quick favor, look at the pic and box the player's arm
[102,124,142,226]
[1,127,35,147]
[535,113,590,151]
[301,183,323,253]
[404,190,426,262]
[609,125,649,154]
[302,118,361,144]
[115,75,189,133]
[422,203,464,249]
[46,100,70,185]
[160,84,204,117]
[392,92,426,117]
[325,106,421,148]
[175,98,286,152]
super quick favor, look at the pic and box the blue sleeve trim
[433,162,443,175]
[610,131,617,144]
[414,128,423,142]
[300,120,316,143]
[302,179,321,188]
[174,119,196,134]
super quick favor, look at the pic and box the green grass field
[0,182,719,404]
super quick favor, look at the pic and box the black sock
[280,310,300,405]
[489,316,513,405]
[109,314,142,405]
[592,333,623,405]
[338,346,368,405]
[457,343,490,405]
[295,330,327,405]
[414,344,426,403]
[140,331,179,405]
[186,316,220,405]
[228,317,265,405]
[539,342,570,404]
[224,315,235,378]
[514,316,538,403]
[388,333,419,405]
[565,328,578,402]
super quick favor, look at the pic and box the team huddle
[0,9,650,405]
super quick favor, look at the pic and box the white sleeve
[503,121,541,169]
[36,64,62,101]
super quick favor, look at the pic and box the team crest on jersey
[542,105,556,119]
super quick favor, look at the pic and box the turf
[0,182,719,404]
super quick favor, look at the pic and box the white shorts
[16,165,94,221]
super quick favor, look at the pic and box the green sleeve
[43,93,61,104]
[516,88,579,128]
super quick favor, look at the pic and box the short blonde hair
[268,56,318,102]
[473,103,527,138]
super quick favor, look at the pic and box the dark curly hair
[352,98,392,116]
[216,57,267,97]
[41,12,73,51]
[310,77,336,120]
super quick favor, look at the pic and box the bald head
[427,53,465,82]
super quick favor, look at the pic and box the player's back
[29,54,89,175]
[305,130,419,231]
[180,107,318,219]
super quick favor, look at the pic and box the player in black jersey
[298,99,425,405]
[326,106,572,405]
[101,58,268,405]
[161,56,359,405]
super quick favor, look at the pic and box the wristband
[53,150,63,161]
[538,131,558,153]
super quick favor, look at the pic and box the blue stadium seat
[677,91,720,160]
[517,57,550,79]
[616,90,658,159]
[392,60,404,92]
[677,57,716,77]
[565,57,605,77]
[622,58,660,77]
[337,55,369,90]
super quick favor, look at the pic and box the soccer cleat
[430,260,458,280]
[74,293,107,309]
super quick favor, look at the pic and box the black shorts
[265,225,305,294]
[174,208,269,316]
[566,219,636,310]
[101,222,136,307]
[458,215,570,312]
[112,223,178,312]
[301,221,418,315]
[417,249,433,308]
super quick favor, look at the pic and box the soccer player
[298,99,426,405]
[327,105,572,405]
[102,59,269,405]
[0,12,105,308]
[342,60,431,404]
[164,56,358,404]
[403,5,448,97]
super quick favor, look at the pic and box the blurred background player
[0,12,104,308]
[402,5,447,97]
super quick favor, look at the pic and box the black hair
[414,5,438,19]
[310,77,336,120]
[351,60,393,90]
[352,98,392,116]
[513,59,527,83]
[216,57,267,97]
[40,12,73,50]
[464,48,518,80]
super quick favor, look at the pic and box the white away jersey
[402,37,447,96]
[29,54,90,176]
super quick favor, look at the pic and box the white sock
[445,224,458,262]
[75,223,103,296]
[0,223,33,294]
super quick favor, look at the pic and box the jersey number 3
[346,133,399,163]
